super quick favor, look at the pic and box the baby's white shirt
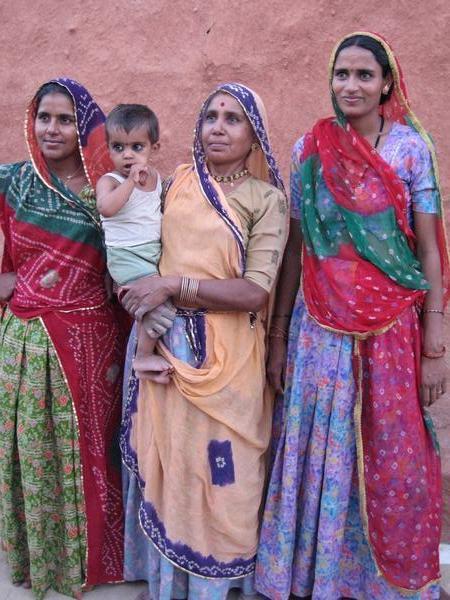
[100,172,162,247]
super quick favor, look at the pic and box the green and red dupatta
[299,34,449,592]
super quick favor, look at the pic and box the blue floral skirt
[255,295,440,600]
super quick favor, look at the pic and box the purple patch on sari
[208,440,235,486]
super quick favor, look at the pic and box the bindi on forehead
[220,101,225,107]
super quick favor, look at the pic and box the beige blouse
[226,177,288,292]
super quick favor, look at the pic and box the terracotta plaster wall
[1,0,450,194]
[1,0,450,538]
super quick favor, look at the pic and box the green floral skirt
[0,308,86,599]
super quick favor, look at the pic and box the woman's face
[201,93,254,168]
[332,46,392,120]
[34,92,79,162]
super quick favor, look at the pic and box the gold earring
[382,84,391,95]
[251,142,259,151]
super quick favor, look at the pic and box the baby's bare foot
[133,354,171,373]
[133,355,173,383]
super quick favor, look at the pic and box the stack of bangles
[269,316,289,341]
[421,308,446,359]
[179,276,199,306]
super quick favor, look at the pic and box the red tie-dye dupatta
[0,79,128,586]
[299,33,449,593]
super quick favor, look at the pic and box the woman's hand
[420,356,447,407]
[0,272,16,302]
[142,301,177,338]
[267,337,288,395]
[120,275,180,320]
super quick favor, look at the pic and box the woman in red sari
[0,79,127,599]
[256,33,448,599]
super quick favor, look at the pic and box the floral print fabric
[0,309,85,599]
[255,122,441,600]
[255,295,439,600]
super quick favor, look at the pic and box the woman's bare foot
[74,584,93,598]
[13,577,31,588]
[133,355,173,383]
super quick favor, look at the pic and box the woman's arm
[266,219,303,394]
[414,211,446,406]
[120,275,268,320]
[121,184,292,319]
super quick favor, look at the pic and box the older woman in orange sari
[121,83,288,599]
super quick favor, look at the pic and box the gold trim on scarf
[24,86,101,230]
[352,337,441,596]
[57,300,107,313]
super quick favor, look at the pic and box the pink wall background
[1,0,450,537]
[1,0,449,195]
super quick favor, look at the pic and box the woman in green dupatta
[256,33,448,600]
[0,79,127,599]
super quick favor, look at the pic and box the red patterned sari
[0,79,128,596]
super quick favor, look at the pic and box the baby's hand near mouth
[129,163,149,186]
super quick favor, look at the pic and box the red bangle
[422,346,446,359]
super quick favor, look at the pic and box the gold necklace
[211,168,249,185]
[63,163,83,182]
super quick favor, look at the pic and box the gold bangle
[269,324,288,340]
[179,276,199,306]
[179,276,188,304]
[423,309,444,315]
[269,331,287,340]
[270,324,288,334]
[187,278,199,305]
